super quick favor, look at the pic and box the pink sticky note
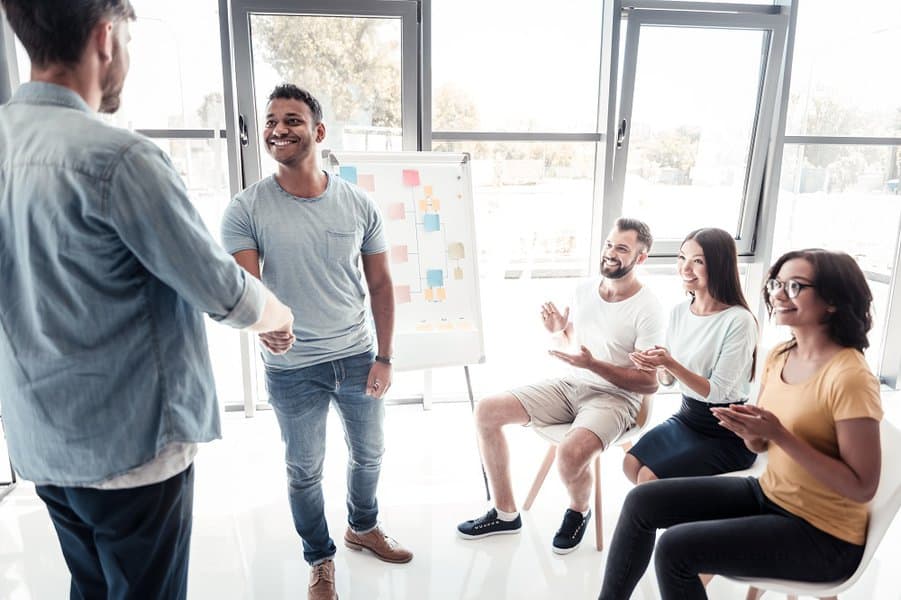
[390,245,408,264]
[394,285,411,304]
[387,203,405,220]
[402,169,420,187]
[358,174,375,192]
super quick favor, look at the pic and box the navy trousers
[35,464,194,600]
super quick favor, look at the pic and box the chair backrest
[852,420,901,581]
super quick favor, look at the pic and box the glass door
[608,8,788,255]
[229,0,420,186]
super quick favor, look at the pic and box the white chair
[723,420,901,600]
[522,394,654,551]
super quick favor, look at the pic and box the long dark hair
[764,249,873,353]
[683,228,757,379]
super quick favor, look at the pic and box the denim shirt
[0,82,266,486]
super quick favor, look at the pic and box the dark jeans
[598,476,863,600]
[35,464,194,600]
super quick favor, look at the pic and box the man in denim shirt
[0,1,294,598]
[222,85,410,600]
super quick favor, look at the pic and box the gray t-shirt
[221,172,387,369]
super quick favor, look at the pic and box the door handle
[616,118,627,149]
[238,114,249,147]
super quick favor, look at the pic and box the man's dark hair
[614,217,653,252]
[1,0,135,68]
[268,84,323,124]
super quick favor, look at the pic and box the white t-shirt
[667,301,758,404]
[569,277,666,402]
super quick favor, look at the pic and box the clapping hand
[711,404,784,443]
[549,345,596,370]
[540,301,570,334]
[629,345,673,372]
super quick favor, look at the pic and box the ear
[826,305,837,314]
[636,250,649,265]
[314,122,326,144]
[93,20,115,64]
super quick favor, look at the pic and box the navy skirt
[627,395,756,479]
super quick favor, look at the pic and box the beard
[99,39,127,114]
[601,256,638,279]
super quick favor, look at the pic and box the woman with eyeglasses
[598,249,882,600]
[624,228,758,483]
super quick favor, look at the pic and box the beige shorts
[510,376,640,448]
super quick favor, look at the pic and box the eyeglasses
[765,278,816,299]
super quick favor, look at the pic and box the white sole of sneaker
[551,543,581,555]
[456,528,521,540]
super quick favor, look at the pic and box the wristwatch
[375,355,392,365]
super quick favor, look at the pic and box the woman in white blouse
[624,228,758,483]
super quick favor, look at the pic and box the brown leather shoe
[344,525,413,563]
[308,559,338,600]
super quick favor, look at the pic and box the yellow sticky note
[438,321,454,331]
[415,322,434,332]
[454,266,464,280]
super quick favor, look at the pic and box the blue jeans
[266,351,384,565]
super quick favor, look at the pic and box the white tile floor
[2,394,901,599]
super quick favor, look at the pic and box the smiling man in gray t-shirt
[221,84,411,600]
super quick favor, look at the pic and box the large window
[773,0,901,382]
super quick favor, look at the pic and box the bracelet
[375,355,392,365]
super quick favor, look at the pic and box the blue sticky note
[424,213,440,232]
[339,166,358,183]
[427,269,444,288]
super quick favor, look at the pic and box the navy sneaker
[457,508,522,539]
[552,508,591,554]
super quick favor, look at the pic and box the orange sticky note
[358,174,375,192]
[415,322,434,332]
[418,199,428,212]
[394,285,411,304]
[388,203,405,220]
[435,287,447,301]
[424,288,434,302]
[454,266,464,280]
[424,185,433,197]
[438,321,454,331]
[390,245,408,263]
[402,169,420,187]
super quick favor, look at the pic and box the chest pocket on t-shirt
[327,230,357,263]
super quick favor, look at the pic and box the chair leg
[594,454,603,551]
[818,596,837,600]
[744,587,766,600]
[523,445,557,511]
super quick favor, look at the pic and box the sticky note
[427,269,444,288]
[436,287,447,301]
[448,242,465,260]
[415,321,434,332]
[358,174,375,192]
[456,319,474,331]
[438,320,454,331]
[390,245,408,263]
[454,266,464,280]
[394,285,411,304]
[431,199,441,211]
[402,169,420,187]
[418,199,428,213]
[339,166,358,183]
[424,214,440,232]
[387,203,406,220]
[424,288,434,302]
[424,185,433,197]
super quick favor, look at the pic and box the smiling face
[677,238,708,294]
[768,257,833,328]
[600,227,645,279]
[262,98,325,167]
